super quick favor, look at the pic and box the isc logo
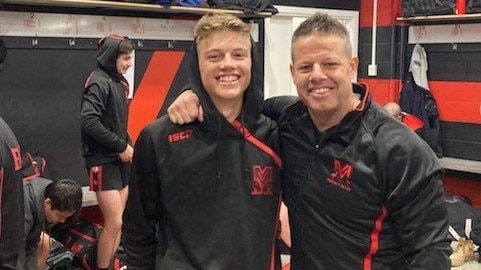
[168,130,193,143]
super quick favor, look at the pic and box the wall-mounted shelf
[0,0,274,19]
[397,13,481,25]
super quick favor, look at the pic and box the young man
[22,178,82,269]
[80,35,135,270]
[168,12,451,270]
[0,117,23,270]
[122,13,282,269]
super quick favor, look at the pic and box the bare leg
[96,186,129,269]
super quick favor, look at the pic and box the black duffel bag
[402,0,456,17]
[207,0,278,14]
[467,0,481,13]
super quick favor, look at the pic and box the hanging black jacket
[399,72,443,157]
[122,39,282,269]
[0,117,24,270]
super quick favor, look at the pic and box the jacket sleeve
[122,125,161,269]
[381,128,451,269]
[80,84,127,153]
[0,155,24,269]
[263,96,298,121]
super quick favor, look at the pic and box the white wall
[264,6,359,98]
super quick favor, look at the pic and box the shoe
[450,237,475,267]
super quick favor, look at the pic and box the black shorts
[87,161,130,191]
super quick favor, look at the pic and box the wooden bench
[81,186,98,207]
[438,157,481,175]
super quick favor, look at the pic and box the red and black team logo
[251,165,273,195]
[168,129,193,143]
[10,146,21,171]
[89,165,103,191]
[327,159,353,192]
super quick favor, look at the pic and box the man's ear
[44,198,51,209]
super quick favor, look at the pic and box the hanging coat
[400,44,443,157]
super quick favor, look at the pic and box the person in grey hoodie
[22,178,82,269]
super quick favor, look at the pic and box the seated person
[383,102,424,136]
[21,178,82,269]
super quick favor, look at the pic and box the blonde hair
[194,12,251,44]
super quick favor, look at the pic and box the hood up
[96,35,125,78]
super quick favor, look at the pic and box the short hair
[291,12,352,61]
[383,102,402,120]
[193,12,251,44]
[118,37,135,56]
[44,179,82,213]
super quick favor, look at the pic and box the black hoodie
[0,117,24,270]
[80,35,131,167]
[123,36,282,270]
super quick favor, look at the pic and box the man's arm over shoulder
[263,96,298,121]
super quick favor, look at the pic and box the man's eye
[324,63,339,69]
[207,54,220,60]
[298,66,311,72]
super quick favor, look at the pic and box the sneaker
[450,237,475,267]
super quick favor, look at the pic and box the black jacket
[267,84,451,270]
[399,72,443,157]
[122,39,282,269]
[80,36,131,167]
[0,117,24,270]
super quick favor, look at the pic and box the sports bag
[467,0,481,13]
[207,0,278,14]
[43,239,75,270]
[445,194,481,245]
[54,221,102,270]
[53,221,126,270]
[22,152,50,181]
[402,0,456,17]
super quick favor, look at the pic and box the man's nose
[220,55,235,69]
[310,64,327,80]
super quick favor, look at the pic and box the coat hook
[32,35,38,47]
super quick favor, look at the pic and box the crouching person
[21,178,82,269]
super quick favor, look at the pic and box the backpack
[402,0,456,17]
[54,221,102,270]
[22,152,49,181]
[207,0,278,14]
[445,194,481,245]
[43,238,75,270]
[53,221,126,270]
